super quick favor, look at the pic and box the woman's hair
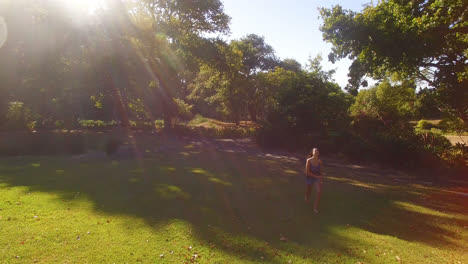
[308,148,319,158]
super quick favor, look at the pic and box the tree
[320,1,468,124]
[120,0,230,129]
[349,80,418,125]
[189,34,278,123]
[258,61,353,149]
[280,58,302,72]
[188,42,246,124]
[230,34,278,122]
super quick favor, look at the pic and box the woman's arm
[305,159,310,176]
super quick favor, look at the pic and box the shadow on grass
[0,137,467,263]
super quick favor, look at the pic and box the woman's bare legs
[313,181,322,213]
[305,184,312,202]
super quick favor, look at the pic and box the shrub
[78,120,118,129]
[188,114,210,126]
[55,120,64,129]
[416,131,452,155]
[439,117,466,134]
[416,119,433,130]
[4,101,37,131]
[154,120,164,130]
[129,121,153,130]
[174,98,194,122]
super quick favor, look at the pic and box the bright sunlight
[65,0,104,12]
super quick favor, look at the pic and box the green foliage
[350,80,417,124]
[439,117,467,134]
[128,99,150,121]
[154,120,164,130]
[320,1,468,122]
[258,63,353,149]
[173,98,194,122]
[129,121,154,130]
[187,114,211,126]
[78,120,118,129]
[54,120,65,129]
[416,120,433,130]
[189,34,278,123]
[416,131,453,158]
[4,101,37,131]
[174,124,256,139]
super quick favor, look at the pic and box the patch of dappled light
[257,153,300,163]
[328,225,430,261]
[55,169,65,174]
[327,177,383,190]
[31,163,41,167]
[179,152,190,156]
[160,166,176,172]
[128,177,141,183]
[405,190,429,197]
[184,144,196,149]
[191,168,210,175]
[208,177,232,186]
[393,201,467,220]
[441,189,468,197]
[283,169,298,175]
[154,184,191,200]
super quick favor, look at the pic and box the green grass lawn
[0,140,467,263]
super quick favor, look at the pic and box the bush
[129,121,153,130]
[439,117,466,134]
[78,120,118,129]
[174,98,194,122]
[188,114,210,126]
[4,101,37,131]
[154,120,164,130]
[416,119,433,130]
[173,124,256,139]
[55,120,65,129]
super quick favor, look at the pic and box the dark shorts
[306,176,320,185]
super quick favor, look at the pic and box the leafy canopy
[320,0,468,123]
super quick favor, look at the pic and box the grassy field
[0,137,467,263]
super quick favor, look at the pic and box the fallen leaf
[160,254,164,258]
[396,256,401,261]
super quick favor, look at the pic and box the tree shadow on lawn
[0,144,467,262]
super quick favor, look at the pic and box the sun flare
[63,0,104,14]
